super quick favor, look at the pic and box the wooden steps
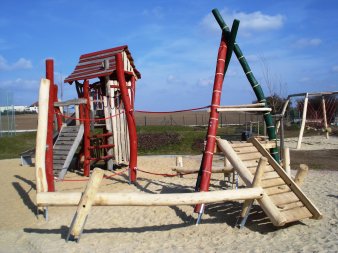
[224,139,322,225]
[53,125,84,179]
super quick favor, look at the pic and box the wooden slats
[261,178,286,188]
[277,201,304,211]
[281,206,312,223]
[269,192,300,206]
[264,185,291,196]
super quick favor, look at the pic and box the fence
[0,89,16,137]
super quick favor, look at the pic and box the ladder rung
[89,144,114,150]
[89,155,113,161]
[91,132,113,138]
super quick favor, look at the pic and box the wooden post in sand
[321,96,329,139]
[176,156,183,168]
[35,79,50,194]
[283,147,291,177]
[296,93,309,150]
[294,164,308,187]
[241,157,266,218]
[67,168,104,242]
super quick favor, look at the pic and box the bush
[138,132,182,151]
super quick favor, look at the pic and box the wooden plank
[67,168,104,241]
[230,142,253,148]
[54,98,87,107]
[277,201,303,211]
[249,137,323,220]
[281,206,312,223]
[269,192,300,206]
[232,146,259,153]
[264,185,290,196]
[102,91,114,170]
[262,171,279,180]
[261,178,285,188]
[238,152,262,161]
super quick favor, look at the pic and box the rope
[137,168,195,177]
[135,105,210,114]
[56,110,124,122]
[57,168,128,182]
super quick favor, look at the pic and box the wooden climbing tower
[44,46,141,189]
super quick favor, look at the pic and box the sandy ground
[0,140,337,252]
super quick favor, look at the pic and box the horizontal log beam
[37,188,264,207]
[54,98,87,107]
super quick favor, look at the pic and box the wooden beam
[172,166,233,174]
[283,147,291,177]
[249,137,322,220]
[241,157,267,217]
[297,93,309,149]
[67,168,104,241]
[321,95,329,139]
[35,78,50,194]
[54,98,87,107]
[293,164,308,187]
[37,188,264,206]
[219,103,266,108]
[217,107,271,112]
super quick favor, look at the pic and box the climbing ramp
[216,137,322,226]
[53,125,84,179]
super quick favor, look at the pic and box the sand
[0,141,337,252]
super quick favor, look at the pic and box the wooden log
[35,79,50,194]
[176,156,183,167]
[296,93,308,149]
[249,137,322,220]
[293,164,308,187]
[217,107,272,112]
[241,157,267,217]
[68,168,104,239]
[37,187,264,206]
[75,105,80,126]
[276,98,290,133]
[216,138,287,226]
[219,103,266,108]
[321,96,329,139]
[172,167,233,174]
[283,147,291,177]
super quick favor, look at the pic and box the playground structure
[277,91,337,149]
[34,9,322,241]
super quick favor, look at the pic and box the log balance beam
[37,187,263,207]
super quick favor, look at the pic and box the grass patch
[0,132,36,159]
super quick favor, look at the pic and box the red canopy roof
[64,45,141,83]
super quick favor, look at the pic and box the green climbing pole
[212,9,280,161]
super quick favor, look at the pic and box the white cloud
[0,55,33,71]
[331,66,338,73]
[197,77,213,86]
[295,38,322,48]
[1,78,39,90]
[201,8,285,34]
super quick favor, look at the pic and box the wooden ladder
[53,125,84,179]
[219,138,322,225]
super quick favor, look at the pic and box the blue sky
[0,0,338,109]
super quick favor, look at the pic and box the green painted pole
[212,9,280,161]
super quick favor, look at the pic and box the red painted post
[45,59,55,192]
[53,84,63,131]
[194,34,227,212]
[115,53,138,182]
[83,80,91,176]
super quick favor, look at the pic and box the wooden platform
[218,138,322,226]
